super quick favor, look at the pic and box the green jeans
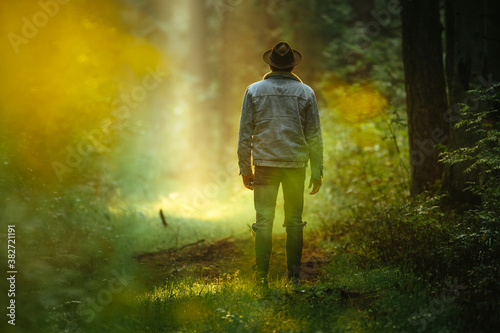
[251,166,307,280]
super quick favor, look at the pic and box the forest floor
[130,233,464,332]
[135,233,330,285]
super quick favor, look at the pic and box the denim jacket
[238,72,323,180]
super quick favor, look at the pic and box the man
[237,41,324,286]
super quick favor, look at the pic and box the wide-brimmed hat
[263,41,302,68]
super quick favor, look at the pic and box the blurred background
[0,0,407,331]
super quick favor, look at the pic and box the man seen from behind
[237,41,324,286]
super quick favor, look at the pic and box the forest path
[135,233,332,285]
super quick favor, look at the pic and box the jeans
[252,166,307,280]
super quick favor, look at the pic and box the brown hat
[263,41,302,68]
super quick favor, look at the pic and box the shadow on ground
[135,233,331,284]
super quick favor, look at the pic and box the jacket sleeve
[304,91,324,180]
[237,88,255,176]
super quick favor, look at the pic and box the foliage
[440,83,500,207]
[328,83,500,331]
[439,83,500,330]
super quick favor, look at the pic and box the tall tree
[401,0,449,195]
[443,0,500,201]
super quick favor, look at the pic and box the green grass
[103,252,462,333]
[1,184,468,333]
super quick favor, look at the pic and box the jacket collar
[263,71,303,83]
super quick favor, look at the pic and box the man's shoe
[257,276,268,289]
[255,270,268,289]
[287,271,300,287]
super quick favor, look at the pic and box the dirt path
[135,233,331,284]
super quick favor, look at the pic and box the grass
[0,184,468,333]
[122,251,462,333]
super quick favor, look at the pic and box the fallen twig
[159,209,168,227]
[177,239,206,251]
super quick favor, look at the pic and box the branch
[177,239,206,251]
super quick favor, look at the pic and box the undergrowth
[337,83,500,332]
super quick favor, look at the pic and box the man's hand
[242,173,255,190]
[308,178,322,195]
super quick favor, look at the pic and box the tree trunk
[443,0,500,202]
[401,0,449,195]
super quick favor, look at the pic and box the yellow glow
[130,188,253,223]
[322,78,388,123]
[0,0,164,181]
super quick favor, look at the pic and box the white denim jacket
[238,72,323,180]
